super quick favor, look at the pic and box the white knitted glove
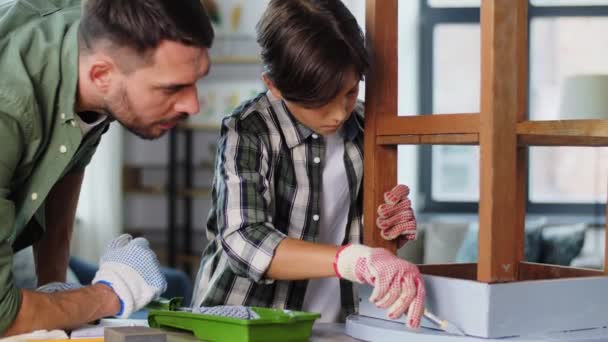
[334,244,425,328]
[36,282,82,293]
[92,234,167,318]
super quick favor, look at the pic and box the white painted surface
[357,273,608,338]
[347,315,608,342]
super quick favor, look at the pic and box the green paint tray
[148,307,321,342]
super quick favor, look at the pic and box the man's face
[282,70,360,136]
[105,41,210,139]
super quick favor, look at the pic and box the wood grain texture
[513,0,529,277]
[518,120,608,146]
[421,134,479,145]
[518,262,604,281]
[362,0,398,251]
[477,0,527,283]
[419,263,478,280]
[376,134,479,145]
[377,114,480,136]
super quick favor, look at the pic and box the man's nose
[174,86,200,115]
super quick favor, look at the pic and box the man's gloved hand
[92,234,167,318]
[333,244,425,329]
[376,184,417,247]
[36,282,83,293]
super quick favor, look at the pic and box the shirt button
[60,113,66,120]
[31,193,38,201]
[59,145,68,153]
[313,214,320,222]
[312,134,319,139]
[313,157,321,164]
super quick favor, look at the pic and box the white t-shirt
[74,111,107,136]
[301,129,350,323]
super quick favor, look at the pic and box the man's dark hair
[79,0,214,64]
[257,0,368,108]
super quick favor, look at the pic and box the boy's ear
[262,73,283,100]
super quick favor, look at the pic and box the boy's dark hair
[257,0,369,108]
[79,0,214,67]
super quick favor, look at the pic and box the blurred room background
[46,0,608,302]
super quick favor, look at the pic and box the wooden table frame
[363,0,608,283]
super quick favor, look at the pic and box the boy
[193,0,424,328]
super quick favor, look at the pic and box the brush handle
[423,309,446,328]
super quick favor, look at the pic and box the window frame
[418,0,608,215]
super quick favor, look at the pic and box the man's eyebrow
[155,82,192,89]
[155,66,210,90]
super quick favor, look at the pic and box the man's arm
[4,284,120,337]
[0,112,26,333]
[33,172,84,285]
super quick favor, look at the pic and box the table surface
[310,324,363,342]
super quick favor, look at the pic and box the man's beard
[103,87,163,140]
[115,115,161,140]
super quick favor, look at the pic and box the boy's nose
[330,107,348,124]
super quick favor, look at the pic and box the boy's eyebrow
[348,81,360,92]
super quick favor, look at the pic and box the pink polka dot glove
[333,244,426,329]
[376,184,417,247]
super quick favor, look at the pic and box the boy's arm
[4,284,120,337]
[266,238,339,280]
[215,127,287,283]
[266,184,419,280]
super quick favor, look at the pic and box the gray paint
[346,315,608,342]
[357,274,608,338]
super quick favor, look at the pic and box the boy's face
[266,70,360,136]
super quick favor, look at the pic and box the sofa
[397,217,599,269]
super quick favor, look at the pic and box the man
[193,0,423,329]
[0,0,213,336]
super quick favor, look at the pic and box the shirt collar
[266,91,362,149]
[56,20,80,124]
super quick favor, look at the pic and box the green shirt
[0,0,109,333]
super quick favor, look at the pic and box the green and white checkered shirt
[193,91,364,319]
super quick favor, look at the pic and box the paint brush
[423,308,466,336]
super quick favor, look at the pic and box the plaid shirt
[192,91,365,319]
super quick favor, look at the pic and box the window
[419,0,608,214]
[429,0,608,6]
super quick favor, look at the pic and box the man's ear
[262,73,283,100]
[88,58,117,94]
